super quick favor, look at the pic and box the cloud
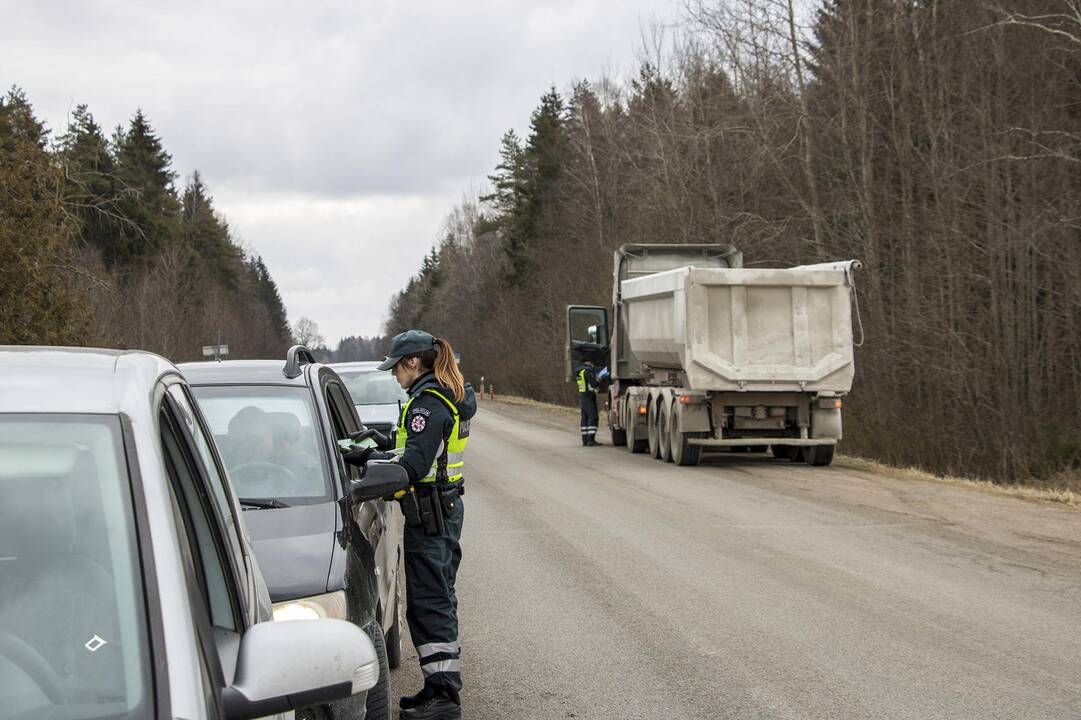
[4,0,680,343]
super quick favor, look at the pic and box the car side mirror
[350,461,408,503]
[222,619,378,720]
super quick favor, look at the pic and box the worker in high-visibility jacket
[576,360,601,446]
[344,329,475,720]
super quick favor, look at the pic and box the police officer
[346,330,475,720]
[576,359,601,446]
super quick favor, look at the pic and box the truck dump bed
[621,262,859,393]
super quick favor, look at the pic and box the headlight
[272,590,347,622]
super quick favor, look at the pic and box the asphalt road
[390,400,1081,719]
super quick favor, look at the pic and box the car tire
[364,621,392,720]
[385,574,403,670]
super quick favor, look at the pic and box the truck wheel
[611,427,627,446]
[670,415,702,467]
[770,445,790,460]
[647,401,661,458]
[658,399,674,463]
[627,409,647,453]
[804,445,835,467]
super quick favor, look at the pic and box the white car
[0,347,397,720]
[331,361,408,436]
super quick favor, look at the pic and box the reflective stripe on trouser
[405,495,464,699]
[580,392,598,445]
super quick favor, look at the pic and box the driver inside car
[226,406,275,468]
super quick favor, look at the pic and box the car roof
[179,359,318,386]
[329,361,384,372]
[0,345,180,415]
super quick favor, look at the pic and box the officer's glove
[340,445,395,467]
[349,427,393,450]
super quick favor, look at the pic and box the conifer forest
[1,93,293,360]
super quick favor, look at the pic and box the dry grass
[481,393,580,418]
[836,455,1080,508]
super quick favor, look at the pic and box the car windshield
[192,386,332,504]
[339,370,407,406]
[0,414,150,720]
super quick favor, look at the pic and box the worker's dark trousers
[579,392,598,445]
[404,495,465,703]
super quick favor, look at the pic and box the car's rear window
[339,370,407,406]
[192,385,332,504]
[0,414,150,720]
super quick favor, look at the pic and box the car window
[325,381,361,480]
[0,414,151,720]
[164,468,226,720]
[328,382,361,436]
[192,385,331,505]
[339,369,408,406]
[166,384,247,587]
[160,401,240,633]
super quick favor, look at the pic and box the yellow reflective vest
[395,388,468,484]
[577,368,593,394]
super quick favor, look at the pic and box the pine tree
[111,109,179,263]
[482,130,526,220]
[501,87,565,285]
[57,104,121,255]
[181,171,240,288]
[249,256,290,342]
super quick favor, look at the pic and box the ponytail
[426,336,465,403]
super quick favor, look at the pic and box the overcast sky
[5,0,681,345]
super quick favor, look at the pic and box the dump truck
[566,244,861,467]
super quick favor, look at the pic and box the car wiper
[238,497,290,510]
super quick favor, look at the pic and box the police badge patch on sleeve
[410,414,427,433]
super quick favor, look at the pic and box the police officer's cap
[377,329,437,371]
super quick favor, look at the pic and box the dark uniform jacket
[399,371,477,483]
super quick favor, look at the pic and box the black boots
[400,689,461,720]
[399,696,461,720]
[399,686,432,710]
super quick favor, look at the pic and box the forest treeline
[386,0,1081,484]
[0,88,292,359]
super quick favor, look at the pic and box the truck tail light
[679,394,704,404]
[818,397,842,410]
[637,404,648,415]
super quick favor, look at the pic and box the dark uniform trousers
[404,492,465,701]
[579,392,598,445]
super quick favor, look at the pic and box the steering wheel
[0,628,64,704]
[230,461,299,484]
[225,462,298,497]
